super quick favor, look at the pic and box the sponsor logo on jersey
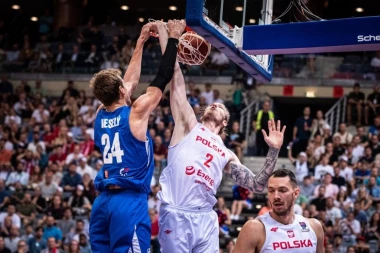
[185,166,195,175]
[287,230,295,238]
[299,222,310,232]
[196,169,214,186]
[272,239,313,250]
[119,168,130,177]
[195,135,225,157]
[270,227,278,232]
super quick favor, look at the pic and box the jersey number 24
[101,133,125,164]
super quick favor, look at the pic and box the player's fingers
[281,125,286,134]
[277,120,281,132]
[268,120,272,132]
[272,118,276,131]
[262,129,268,139]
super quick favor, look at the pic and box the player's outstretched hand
[262,119,286,149]
[167,19,186,39]
[139,23,153,42]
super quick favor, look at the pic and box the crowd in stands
[0,13,379,80]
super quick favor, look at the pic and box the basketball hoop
[147,19,211,65]
[177,31,211,65]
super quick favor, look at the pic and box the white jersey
[257,212,317,253]
[158,123,231,209]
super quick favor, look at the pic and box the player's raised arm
[122,23,151,105]
[224,119,286,192]
[130,20,186,141]
[153,22,198,145]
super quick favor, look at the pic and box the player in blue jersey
[88,20,186,253]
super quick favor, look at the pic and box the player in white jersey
[233,169,324,253]
[154,23,286,253]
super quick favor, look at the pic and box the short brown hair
[89,68,123,106]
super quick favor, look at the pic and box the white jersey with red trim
[157,123,231,209]
[257,212,317,253]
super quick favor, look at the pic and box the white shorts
[158,204,219,253]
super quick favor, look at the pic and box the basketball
[177,31,211,65]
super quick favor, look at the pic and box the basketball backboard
[185,0,274,82]
[186,0,380,82]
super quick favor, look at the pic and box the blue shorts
[89,189,150,253]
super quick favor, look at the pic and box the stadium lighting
[12,5,20,10]
[30,17,38,22]
[120,5,129,11]
[138,17,145,23]
[355,7,364,13]
[169,6,177,11]
[235,6,243,12]
[249,19,256,24]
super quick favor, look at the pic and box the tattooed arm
[223,147,280,193]
[224,119,285,192]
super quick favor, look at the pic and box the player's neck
[105,100,126,112]
[269,210,295,225]
[202,121,221,135]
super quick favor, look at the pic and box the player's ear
[294,187,300,198]
[222,119,227,127]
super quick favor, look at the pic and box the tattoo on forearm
[225,147,279,192]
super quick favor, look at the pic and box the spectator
[41,237,64,253]
[253,100,274,156]
[214,197,231,238]
[57,208,75,238]
[149,208,160,253]
[75,157,94,178]
[6,161,29,189]
[230,185,251,220]
[200,83,213,105]
[78,234,91,253]
[299,175,315,198]
[0,205,21,228]
[16,193,36,222]
[81,173,96,203]
[148,185,161,215]
[28,226,47,253]
[65,145,83,166]
[292,106,313,155]
[0,236,10,253]
[61,162,82,192]
[67,185,91,216]
[310,110,328,139]
[45,195,65,220]
[288,147,309,183]
[43,216,62,246]
[370,51,380,72]
[31,187,47,213]
[310,185,327,211]
[39,171,58,199]
[333,123,353,145]
[365,85,380,125]
[228,121,245,161]
[332,166,346,188]
[4,226,20,253]
[346,83,365,126]
[153,136,167,171]
[314,154,334,182]
[339,211,361,247]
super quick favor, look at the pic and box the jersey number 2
[101,133,125,164]
[204,153,214,168]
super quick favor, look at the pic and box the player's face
[267,176,299,217]
[202,103,228,126]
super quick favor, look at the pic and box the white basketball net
[177,32,211,65]
[147,19,211,66]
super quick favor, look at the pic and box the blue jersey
[93,106,154,193]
